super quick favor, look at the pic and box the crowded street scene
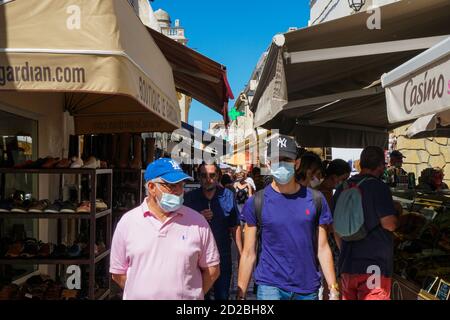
[0,0,450,305]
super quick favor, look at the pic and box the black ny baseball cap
[267,134,298,161]
[390,150,405,159]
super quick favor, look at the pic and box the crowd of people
[109,135,448,300]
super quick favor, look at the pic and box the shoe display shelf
[0,168,112,300]
[112,169,145,229]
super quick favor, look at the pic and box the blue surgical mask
[270,162,296,185]
[156,185,184,213]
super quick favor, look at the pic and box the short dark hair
[252,167,261,176]
[197,162,221,178]
[221,174,233,186]
[360,146,385,170]
[325,159,351,177]
[297,152,323,181]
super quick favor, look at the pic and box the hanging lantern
[348,0,366,12]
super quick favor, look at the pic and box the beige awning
[148,28,234,122]
[382,36,450,127]
[0,0,180,134]
[250,0,450,148]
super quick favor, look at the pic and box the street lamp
[348,0,366,12]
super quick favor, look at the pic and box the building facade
[154,9,192,123]
[309,0,399,25]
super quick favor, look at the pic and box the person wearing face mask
[184,163,242,300]
[332,147,399,300]
[237,134,338,301]
[296,152,324,189]
[319,159,352,207]
[110,158,220,300]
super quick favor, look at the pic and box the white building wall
[309,0,399,25]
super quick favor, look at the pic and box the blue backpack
[333,177,374,242]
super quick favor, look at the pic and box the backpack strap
[253,189,265,267]
[311,189,322,227]
[356,176,376,187]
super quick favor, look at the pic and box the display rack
[112,168,145,229]
[0,168,112,300]
[392,187,450,300]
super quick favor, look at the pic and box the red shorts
[341,273,392,300]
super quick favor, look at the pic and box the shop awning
[148,28,234,124]
[250,0,450,148]
[0,0,180,134]
[382,37,450,137]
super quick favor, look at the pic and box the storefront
[0,0,181,300]
[381,37,450,300]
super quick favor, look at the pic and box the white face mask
[310,176,322,188]
[155,184,184,213]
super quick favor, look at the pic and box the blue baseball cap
[144,158,193,183]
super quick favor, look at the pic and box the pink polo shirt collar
[141,197,185,218]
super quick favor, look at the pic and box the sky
[152,0,311,131]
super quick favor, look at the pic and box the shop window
[0,109,38,281]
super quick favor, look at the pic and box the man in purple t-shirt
[237,134,339,300]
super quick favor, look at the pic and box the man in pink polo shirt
[110,158,220,300]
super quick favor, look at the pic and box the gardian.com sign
[386,56,450,124]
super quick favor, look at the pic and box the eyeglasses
[200,172,218,179]
[156,182,185,193]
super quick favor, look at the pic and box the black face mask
[203,183,217,192]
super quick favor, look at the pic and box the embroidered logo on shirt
[305,209,311,216]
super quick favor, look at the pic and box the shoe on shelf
[10,200,32,213]
[37,243,53,258]
[0,200,13,213]
[76,201,91,213]
[95,241,107,256]
[61,289,79,300]
[28,200,50,213]
[67,244,82,258]
[55,158,71,168]
[41,157,60,169]
[95,199,108,212]
[44,283,63,300]
[20,239,40,258]
[0,237,12,256]
[0,284,19,300]
[50,244,68,259]
[44,200,63,213]
[29,158,49,169]
[70,157,83,169]
[13,160,34,169]
[59,201,76,213]
[5,241,24,258]
[82,156,100,169]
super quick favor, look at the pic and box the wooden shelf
[0,209,111,220]
[0,250,110,265]
[113,168,145,173]
[96,288,111,300]
[94,249,110,264]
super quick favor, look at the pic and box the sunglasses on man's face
[156,182,185,193]
[200,172,218,179]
